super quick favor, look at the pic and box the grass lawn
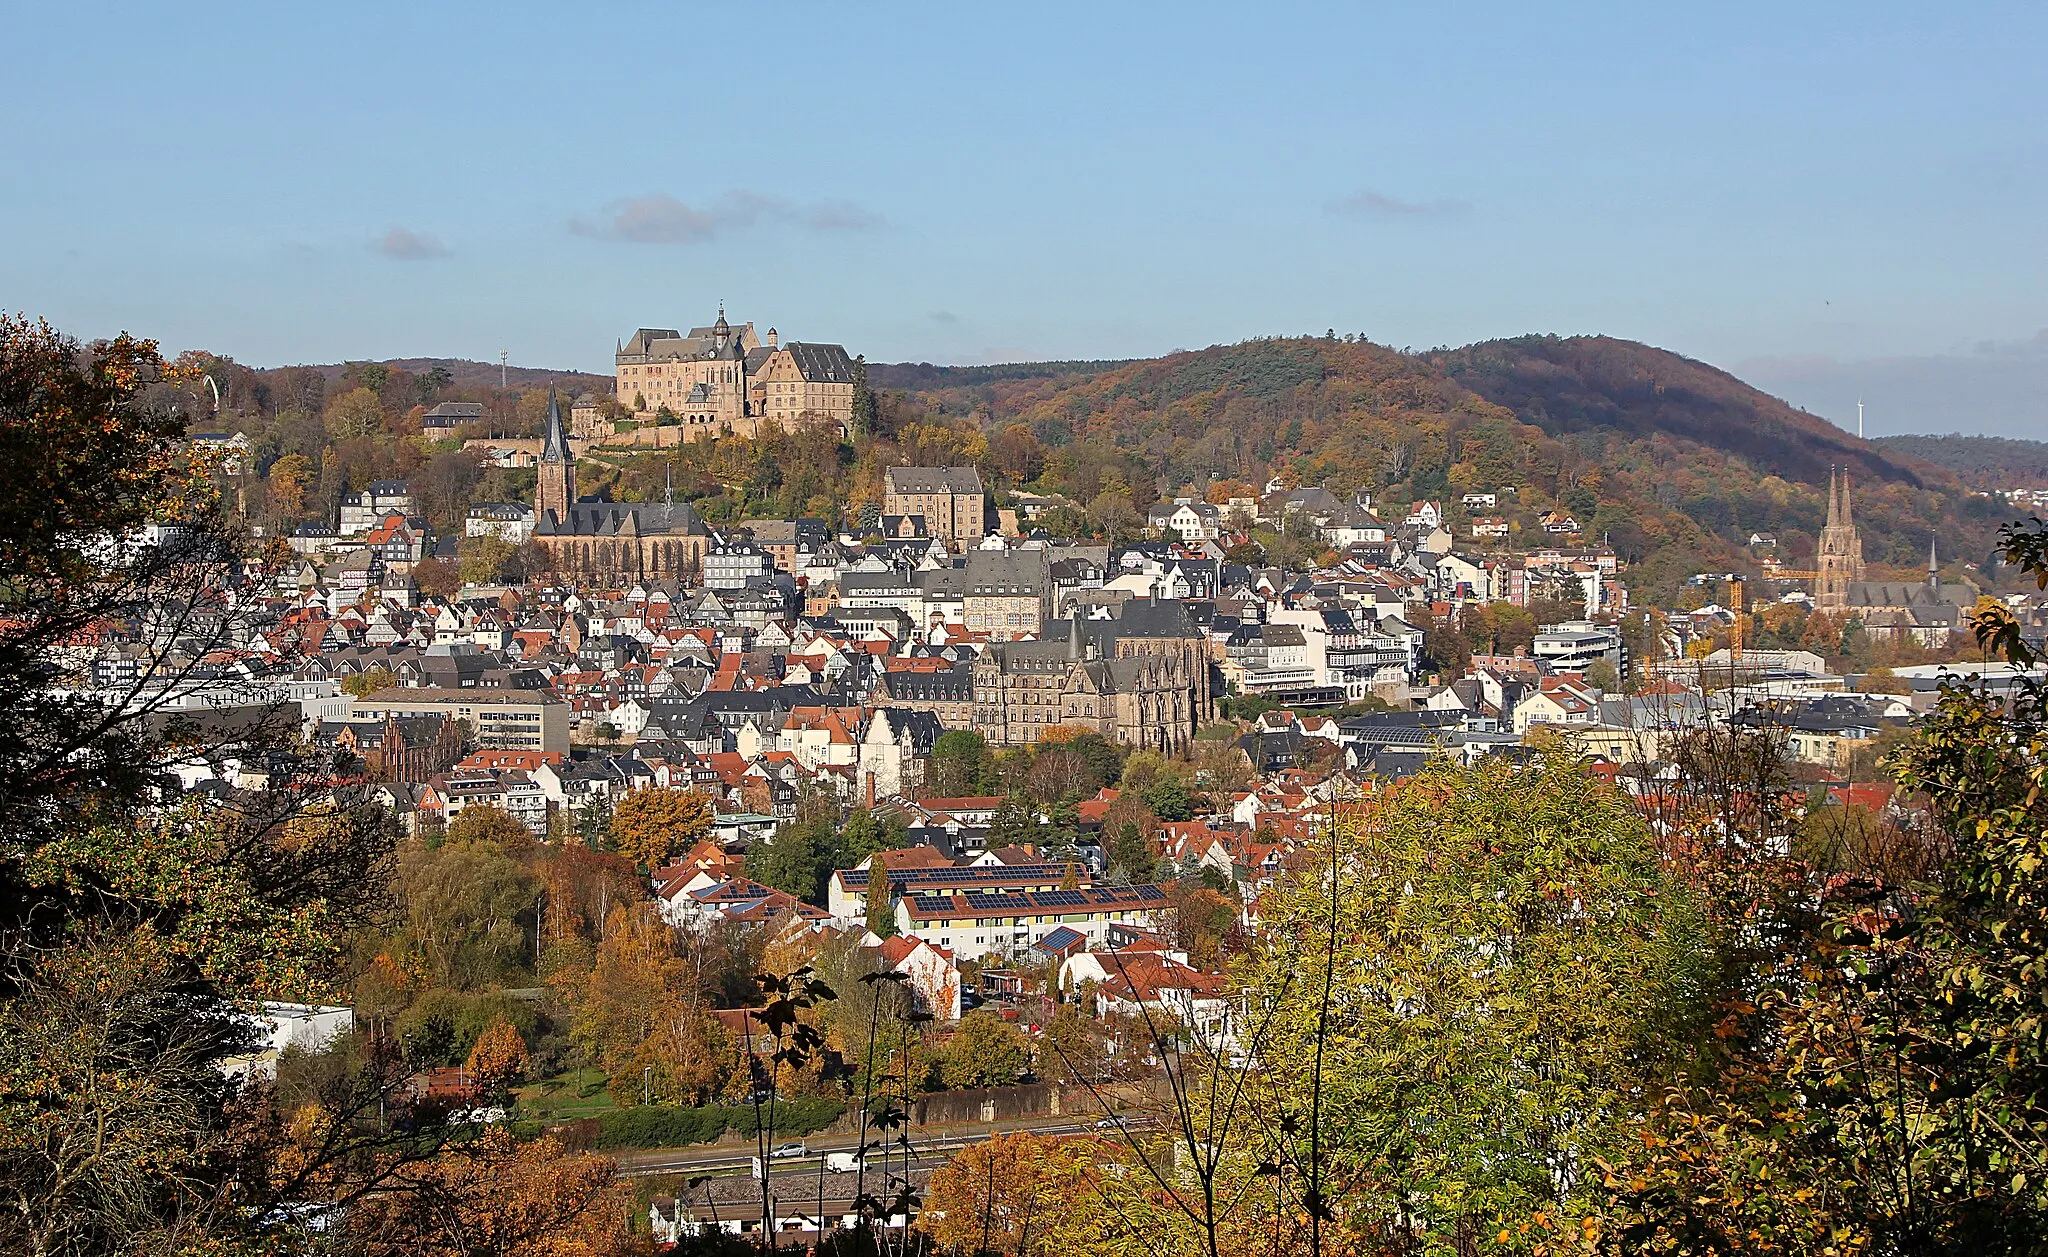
[513,1069,618,1120]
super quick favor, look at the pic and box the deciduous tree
[609,787,713,869]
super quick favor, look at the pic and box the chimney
[1067,613,1084,662]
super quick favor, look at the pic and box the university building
[972,611,1206,754]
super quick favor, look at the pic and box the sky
[2,2,2044,437]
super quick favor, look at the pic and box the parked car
[771,1141,809,1160]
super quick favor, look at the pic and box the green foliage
[926,729,994,798]
[865,851,898,940]
[1140,778,1195,822]
[1250,757,1710,1247]
[399,837,540,987]
[588,1097,846,1149]
[747,813,835,903]
[840,807,903,864]
[940,1011,1031,1089]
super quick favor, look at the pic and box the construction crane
[1728,575,1747,663]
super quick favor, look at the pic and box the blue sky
[2,3,2043,436]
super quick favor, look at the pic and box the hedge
[589,1098,845,1150]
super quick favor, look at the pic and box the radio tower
[1857,398,1864,439]
[500,350,509,391]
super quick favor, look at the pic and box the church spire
[1928,533,1940,589]
[540,383,571,465]
[535,383,576,524]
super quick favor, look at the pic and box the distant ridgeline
[1874,433,2048,489]
[877,333,2020,602]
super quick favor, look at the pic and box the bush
[588,1098,845,1149]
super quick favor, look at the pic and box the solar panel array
[844,863,1068,890]
[902,883,1168,916]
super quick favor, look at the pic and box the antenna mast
[1857,398,1864,440]
[500,350,508,391]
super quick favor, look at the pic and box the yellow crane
[1728,575,1747,663]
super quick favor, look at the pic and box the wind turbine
[1857,398,1864,440]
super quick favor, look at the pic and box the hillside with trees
[1874,432,2048,488]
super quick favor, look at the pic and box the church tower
[536,385,576,524]
[1815,466,1865,613]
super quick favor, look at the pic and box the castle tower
[1815,466,1865,613]
[536,385,576,523]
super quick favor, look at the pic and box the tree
[1105,820,1157,883]
[866,851,898,940]
[0,317,399,1255]
[841,807,901,864]
[345,1129,634,1257]
[459,534,517,586]
[446,804,532,851]
[1025,747,1097,805]
[1247,758,1710,1249]
[1141,778,1195,822]
[567,905,729,1107]
[410,555,460,598]
[1605,516,2048,1253]
[748,814,832,903]
[342,667,396,697]
[400,839,541,988]
[919,1131,1114,1256]
[267,451,313,522]
[325,385,385,441]
[940,1010,1030,1089]
[609,787,713,869]
[927,729,992,797]
[464,1016,531,1098]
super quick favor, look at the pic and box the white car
[771,1141,809,1160]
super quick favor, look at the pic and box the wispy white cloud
[570,191,885,244]
[371,226,451,260]
[1326,189,1472,220]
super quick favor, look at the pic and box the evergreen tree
[866,851,898,939]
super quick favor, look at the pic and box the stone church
[1814,468,1976,644]
[531,388,713,583]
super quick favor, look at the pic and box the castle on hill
[613,309,856,440]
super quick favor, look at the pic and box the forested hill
[1426,335,1932,489]
[875,333,2015,600]
[1874,433,2048,489]
[280,357,613,393]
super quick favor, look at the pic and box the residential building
[896,883,1167,961]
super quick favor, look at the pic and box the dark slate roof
[779,342,856,383]
[886,466,984,495]
[536,500,709,539]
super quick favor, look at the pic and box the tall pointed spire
[535,383,576,524]
[1838,468,1853,529]
[1825,466,1841,530]
[1928,533,1940,589]
[540,383,570,464]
